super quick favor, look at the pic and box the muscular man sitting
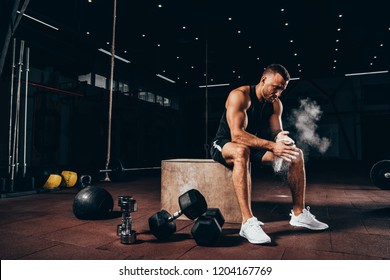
[210,64,328,244]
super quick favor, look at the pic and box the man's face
[261,73,288,102]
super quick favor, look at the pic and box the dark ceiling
[2,0,389,89]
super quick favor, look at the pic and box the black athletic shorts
[210,139,267,169]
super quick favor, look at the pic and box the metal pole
[10,40,24,190]
[204,40,209,158]
[8,38,16,176]
[15,41,25,178]
[22,47,30,177]
[104,0,117,181]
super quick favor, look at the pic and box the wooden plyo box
[161,159,242,223]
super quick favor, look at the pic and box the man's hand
[272,141,299,162]
[275,131,295,146]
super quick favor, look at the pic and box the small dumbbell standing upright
[191,208,225,246]
[118,196,137,244]
[148,189,207,240]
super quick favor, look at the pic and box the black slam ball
[72,185,114,219]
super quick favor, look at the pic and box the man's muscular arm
[269,99,283,139]
[226,89,275,150]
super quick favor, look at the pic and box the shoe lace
[248,218,264,227]
[289,206,316,218]
[303,206,316,218]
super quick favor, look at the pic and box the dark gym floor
[0,160,389,260]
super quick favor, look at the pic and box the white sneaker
[239,217,271,244]
[289,207,329,230]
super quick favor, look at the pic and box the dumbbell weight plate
[148,210,177,240]
[121,230,136,244]
[203,208,225,227]
[179,189,208,220]
[191,208,225,246]
[370,160,390,190]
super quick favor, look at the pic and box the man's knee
[231,145,250,163]
[292,148,304,165]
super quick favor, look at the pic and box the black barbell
[370,159,390,190]
[99,159,161,181]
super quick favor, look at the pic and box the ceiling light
[228,17,232,21]
[339,14,343,18]
[238,30,241,34]
[176,56,180,59]
[88,0,92,3]
[380,43,384,47]
[195,37,199,40]
[337,28,341,31]
[290,40,294,43]
[248,46,252,49]
[156,74,176,83]
[335,48,338,51]
[17,11,59,30]
[281,8,285,12]
[158,4,162,8]
[345,70,389,76]
[142,34,146,37]
[336,39,339,42]
[294,53,298,56]
[124,50,127,54]
[182,26,186,29]
[199,83,230,88]
[373,56,377,59]
[98,48,130,63]
[86,31,90,35]
[191,66,194,69]
[285,22,289,26]
[334,60,337,63]
[106,42,110,45]
[157,44,161,47]
[290,77,300,80]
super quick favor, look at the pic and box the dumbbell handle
[167,210,183,222]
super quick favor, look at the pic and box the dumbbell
[117,196,137,244]
[191,208,225,246]
[148,189,207,240]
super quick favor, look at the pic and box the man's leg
[262,149,305,215]
[287,149,306,215]
[263,149,328,230]
[221,142,271,244]
[221,142,253,223]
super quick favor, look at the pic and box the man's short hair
[262,64,290,82]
